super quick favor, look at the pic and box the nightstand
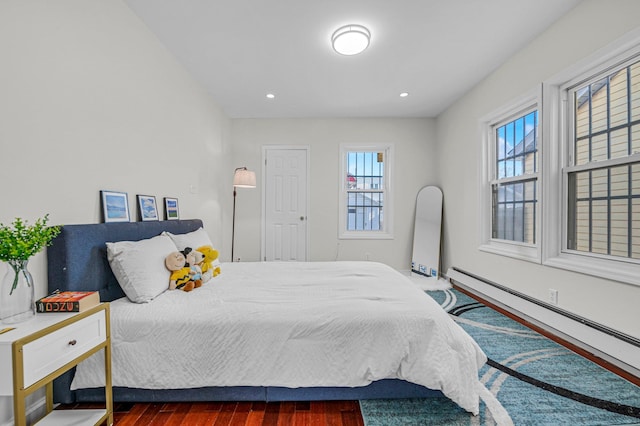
[0,303,112,426]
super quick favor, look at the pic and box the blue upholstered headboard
[47,219,203,302]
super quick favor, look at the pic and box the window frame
[479,86,542,263]
[339,144,394,240]
[542,31,640,287]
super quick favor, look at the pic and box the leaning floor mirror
[410,186,446,290]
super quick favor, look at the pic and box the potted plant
[0,214,60,323]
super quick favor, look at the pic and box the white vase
[0,259,36,324]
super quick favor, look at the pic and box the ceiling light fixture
[266,93,275,99]
[400,92,409,98]
[331,24,370,56]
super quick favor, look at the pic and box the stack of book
[36,291,100,313]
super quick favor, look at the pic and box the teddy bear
[165,251,194,292]
[196,245,220,283]
[181,247,202,288]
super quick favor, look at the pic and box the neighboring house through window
[565,59,640,261]
[542,34,640,286]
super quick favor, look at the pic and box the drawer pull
[68,339,77,346]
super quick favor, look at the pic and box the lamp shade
[233,167,256,188]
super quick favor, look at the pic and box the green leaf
[0,214,61,262]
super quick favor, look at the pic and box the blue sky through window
[496,111,537,179]
[347,151,384,190]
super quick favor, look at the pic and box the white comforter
[73,261,486,414]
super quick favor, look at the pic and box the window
[493,110,539,244]
[339,145,393,239]
[479,88,541,262]
[541,32,640,286]
[565,57,640,261]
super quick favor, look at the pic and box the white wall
[437,0,640,339]
[0,1,229,421]
[230,118,437,270]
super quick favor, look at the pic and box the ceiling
[124,0,582,119]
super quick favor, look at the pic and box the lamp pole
[232,185,237,262]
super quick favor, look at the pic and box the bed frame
[47,219,441,403]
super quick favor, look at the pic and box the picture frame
[137,195,159,222]
[164,197,180,220]
[100,190,130,223]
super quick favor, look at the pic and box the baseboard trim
[447,267,640,384]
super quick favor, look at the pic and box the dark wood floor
[57,400,365,426]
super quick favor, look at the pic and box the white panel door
[264,148,308,261]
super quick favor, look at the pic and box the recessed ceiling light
[400,92,409,98]
[331,24,370,56]
[266,93,275,99]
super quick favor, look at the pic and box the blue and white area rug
[360,288,640,426]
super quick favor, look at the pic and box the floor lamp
[232,167,256,262]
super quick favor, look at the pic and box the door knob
[300,216,305,221]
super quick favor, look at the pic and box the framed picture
[164,197,180,220]
[137,195,159,222]
[100,190,130,223]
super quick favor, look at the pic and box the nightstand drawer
[21,310,106,388]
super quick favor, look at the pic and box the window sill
[339,231,394,240]
[479,241,540,264]
[543,253,640,287]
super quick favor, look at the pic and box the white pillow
[163,227,214,251]
[106,234,176,303]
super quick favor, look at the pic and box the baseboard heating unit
[447,267,640,383]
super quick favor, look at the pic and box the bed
[47,219,486,414]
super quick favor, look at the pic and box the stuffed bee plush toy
[196,245,220,283]
[165,251,195,292]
